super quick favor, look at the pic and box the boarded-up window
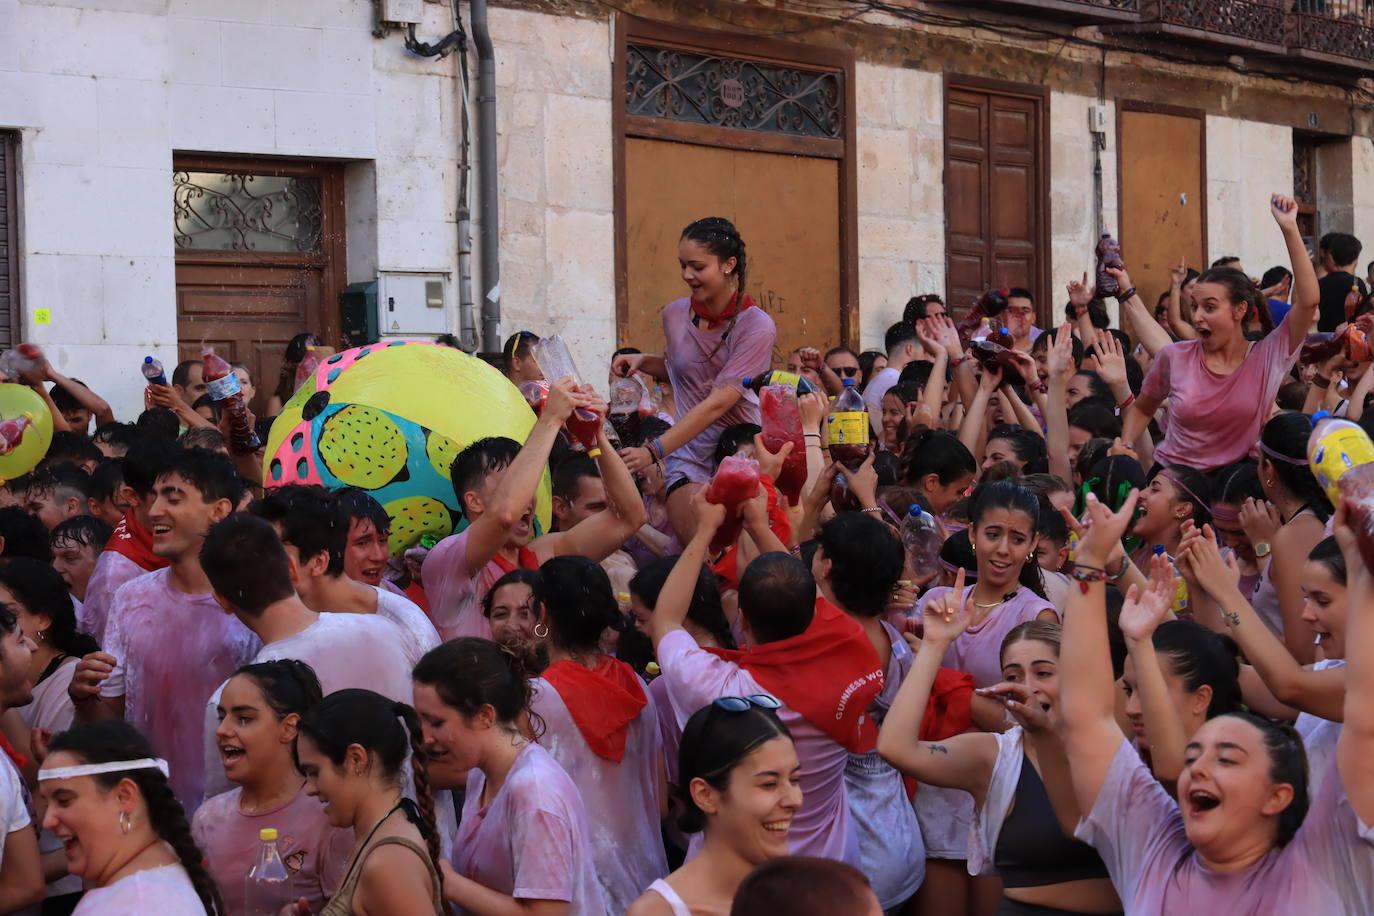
[0,132,17,349]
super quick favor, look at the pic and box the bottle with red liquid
[1300,326,1373,366]
[531,336,603,459]
[1094,233,1126,298]
[202,346,261,455]
[0,414,32,456]
[608,376,647,448]
[294,346,321,391]
[1338,462,1374,573]
[758,384,807,505]
[956,288,1010,347]
[743,371,817,395]
[827,378,871,469]
[519,380,551,414]
[969,331,1023,379]
[705,454,761,554]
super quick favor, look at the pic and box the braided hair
[681,217,747,290]
[48,721,224,915]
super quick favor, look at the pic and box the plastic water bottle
[1307,411,1374,509]
[244,828,292,916]
[901,507,942,579]
[140,356,168,387]
[0,343,41,379]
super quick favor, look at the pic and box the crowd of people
[0,198,1371,915]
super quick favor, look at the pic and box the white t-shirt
[0,752,30,874]
[371,585,440,669]
[72,864,205,915]
[863,366,901,434]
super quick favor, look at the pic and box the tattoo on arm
[927,744,949,755]
[1223,611,1240,628]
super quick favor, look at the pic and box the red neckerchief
[402,580,430,614]
[691,292,756,330]
[0,732,26,772]
[706,598,884,753]
[491,546,540,576]
[905,668,975,799]
[542,655,648,762]
[710,475,791,590]
[104,512,169,572]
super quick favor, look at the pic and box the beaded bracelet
[1115,287,1137,302]
[1119,393,1136,410]
[647,438,666,461]
[1070,564,1108,593]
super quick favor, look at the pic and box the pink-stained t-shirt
[101,568,261,814]
[454,742,606,916]
[193,785,352,916]
[531,677,668,914]
[661,298,776,486]
[72,864,206,915]
[19,656,77,736]
[421,528,505,641]
[78,550,149,645]
[656,628,859,865]
[371,585,441,669]
[1139,312,1300,471]
[1077,739,1374,914]
[649,675,682,786]
[918,586,1056,689]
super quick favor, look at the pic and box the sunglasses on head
[713,694,782,713]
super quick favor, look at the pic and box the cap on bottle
[1313,410,1332,422]
[842,377,855,387]
[742,376,754,387]
[143,356,155,364]
[999,326,1010,335]
[259,828,278,842]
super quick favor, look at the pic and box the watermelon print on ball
[262,340,552,558]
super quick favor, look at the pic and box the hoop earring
[119,811,131,835]
[533,623,549,639]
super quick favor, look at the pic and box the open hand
[1075,490,1140,568]
[839,451,878,507]
[1067,272,1093,312]
[1119,554,1177,644]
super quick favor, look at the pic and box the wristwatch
[1254,542,1272,558]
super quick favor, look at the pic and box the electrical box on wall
[377,272,450,337]
[379,0,424,26]
[1089,104,1109,135]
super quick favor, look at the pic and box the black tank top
[994,752,1110,888]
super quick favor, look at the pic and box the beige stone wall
[1353,138,1374,258]
[1051,92,1119,326]
[854,62,946,350]
[1207,117,1294,276]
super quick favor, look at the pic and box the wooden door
[945,83,1047,322]
[173,157,345,414]
[623,138,841,367]
[1119,108,1205,314]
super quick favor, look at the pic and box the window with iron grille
[0,132,17,349]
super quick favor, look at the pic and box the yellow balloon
[0,384,54,482]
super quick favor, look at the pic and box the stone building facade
[1,0,1371,417]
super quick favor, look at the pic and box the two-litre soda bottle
[742,370,816,395]
[828,378,870,469]
[956,288,1009,346]
[705,454,761,554]
[758,384,807,504]
[141,356,168,387]
[531,336,603,458]
[608,376,647,447]
[1095,233,1126,298]
[901,506,942,580]
[1308,411,1374,509]
[244,827,292,916]
[0,343,41,380]
[202,346,261,455]
[293,345,321,392]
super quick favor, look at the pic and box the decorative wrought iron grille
[1290,0,1374,63]
[1151,0,1288,43]
[625,44,842,139]
[173,171,323,253]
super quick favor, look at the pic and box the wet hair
[335,487,391,536]
[815,513,903,618]
[1215,711,1310,848]
[49,380,92,415]
[88,459,125,506]
[896,360,933,391]
[1070,370,1114,405]
[986,425,1048,475]
[450,437,521,517]
[51,514,113,555]
[0,557,97,658]
[1213,460,1264,510]
[250,485,348,576]
[483,567,543,619]
[201,515,295,616]
[234,659,324,720]
[1307,536,1346,585]
[885,321,919,355]
[681,217,747,289]
[43,431,103,469]
[552,453,600,504]
[293,689,439,872]
[1000,620,1062,666]
[1067,400,1122,441]
[1036,508,1069,549]
[48,721,224,915]
[630,556,735,649]
[92,422,139,456]
[902,294,944,324]
[875,485,928,524]
[939,527,977,577]
[968,480,1046,598]
[414,637,538,736]
[158,448,244,507]
[737,552,816,644]
[900,427,977,488]
[1152,619,1242,718]
[539,556,623,653]
[640,416,672,444]
[677,702,792,834]
[1259,412,1332,521]
[191,394,221,424]
[0,508,53,562]
[27,463,91,505]
[503,330,539,365]
[133,407,180,445]
[884,380,924,411]
[731,857,874,916]
[1195,267,1264,324]
[1008,287,1034,305]
[1082,455,1147,514]
[713,423,761,469]
[178,427,226,453]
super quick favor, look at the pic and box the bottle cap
[742,376,753,387]
[259,828,278,842]
[143,356,154,364]
[999,326,1010,335]
[842,378,855,387]
[1152,545,1165,556]
[907,505,921,517]
[1313,410,1332,422]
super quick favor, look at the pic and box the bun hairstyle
[1152,620,1243,719]
[234,659,324,720]
[48,722,224,915]
[681,217,747,290]
[968,480,1047,598]
[676,702,792,834]
[292,689,440,874]
[1222,711,1310,848]
[413,637,540,737]
[900,427,977,488]
[1260,412,1332,521]
[539,556,624,654]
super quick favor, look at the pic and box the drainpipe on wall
[452,1,478,352]
[470,0,502,354]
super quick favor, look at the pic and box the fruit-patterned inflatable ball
[263,340,552,557]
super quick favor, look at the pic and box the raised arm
[1106,267,1173,358]
[1166,258,1198,341]
[612,351,667,383]
[1272,194,1319,352]
[1044,324,1075,483]
[46,362,115,426]
[1120,554,1190,784]
[1334,508,1374,824]
[650,495,726,649]
[957,365,999,457]
[1060,490,1143,813]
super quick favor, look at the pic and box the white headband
[38,758,169,782]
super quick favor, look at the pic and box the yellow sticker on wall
[33,309,51,326]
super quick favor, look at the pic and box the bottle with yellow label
[1307,410,1374,508]
[743,371,816,395]
[828,377,871,468]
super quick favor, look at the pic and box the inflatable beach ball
[263,340,552,557]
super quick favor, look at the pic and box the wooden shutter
[0,132,17,349]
